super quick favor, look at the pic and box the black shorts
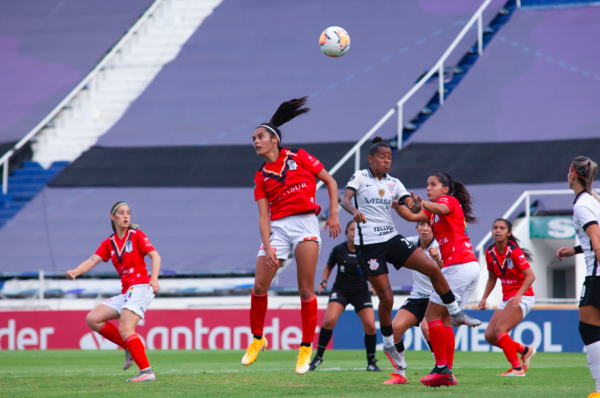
[399,298,430,324]
[356,234,417,277]
[328,286,373,314]
[580,276,600,308]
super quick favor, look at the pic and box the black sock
[317,327,333,358]
[395,339,405,353]
[522,346,529,356]
[365,333,377,363]
[254,335,263,340]
[300,342,311,348]
[427,340,433,352]
[380,324,393,338]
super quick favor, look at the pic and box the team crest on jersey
[387,183,395,193]
[340,265,345,273]
[507,258,514,270]
[125,241,133,253]
[287,159,297,170]
[378,189,385,197]
[368,259,379,270]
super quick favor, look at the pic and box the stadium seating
[0,0,154,145]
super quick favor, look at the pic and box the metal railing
[0,0,164,195]
[316,0,491,191]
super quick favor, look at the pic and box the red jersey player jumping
[243,97,341,375]
[480,218,536,377]
[66,202,161,382]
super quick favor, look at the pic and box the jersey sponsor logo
[365,198,392,205]
[274,182,308,202]
[287,159,297,170]
[378,189,385,197]
[368,259,379,270]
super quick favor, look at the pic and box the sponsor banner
[0,309,328,351]
[530,216,575,239]
[334,309,582,353]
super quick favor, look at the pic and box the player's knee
[118,323,134,340]
[322,318,336,330]
[298,287,314,301]
[379,293,394,310]
[363,324,376,335]
[484,329,496,344]
[85,312,100,331]
[253,282,269,295]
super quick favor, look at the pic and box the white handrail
[473,189,594,255]
[0,0,164,195]
[315,0,491,192]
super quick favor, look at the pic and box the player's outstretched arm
[147,251,161,294]
[66,254,103,280]
[340,188,367,224]
[316,169,341,239]
[391,200,427,223]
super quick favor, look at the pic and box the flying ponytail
[258,96,310,149]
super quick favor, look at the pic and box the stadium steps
[31,0,224,168]
[0,161,68,228]
[390,0,518,147]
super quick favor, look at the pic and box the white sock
[586,340,600,392]
[445,300,461,316]
[395,368,406,377]
[382,334,395,349]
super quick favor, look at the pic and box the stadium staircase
[0,0,222,229]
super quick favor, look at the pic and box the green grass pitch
[0,350,593,397]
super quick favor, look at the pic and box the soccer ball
[319,27,351,58]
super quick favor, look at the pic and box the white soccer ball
[319,26,351,58]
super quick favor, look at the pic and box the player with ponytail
[246,97,341,375]
[66,202,161,382]
[480,218,536,377]
[395,172,482,387]
[556,156,600,398]
[343,140,480,387]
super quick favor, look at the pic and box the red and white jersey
[254,147,324,221]
[95,229,156,293]
[486,241,534,301]
[423,195,477,267]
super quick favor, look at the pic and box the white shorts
[102,284,155,319]
[257,213,322,260]
[430,261,480,308]
[498,295,535,319]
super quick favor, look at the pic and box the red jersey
[486,242,534,300]
[254,147,324,221]
[95,229,156,293]
[423,195,477,267]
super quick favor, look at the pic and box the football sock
[99,322,125,348]
[394,339,405,354]
[428,320,448,367]
[125,334,150,370]
[300,296,318,345]
[380,325,395,349]
[395,368,406,377]
[317,327,333,358]
[250,290,268,337]
[365,333,377,363]
[439,290,461,315]
[445,326,455,370]
[580,322,600,392]
[497,333,522,370]
[515,342,526,355]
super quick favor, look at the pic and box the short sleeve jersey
[573,191,600,276]
[486,242,534,301]
[327,242,368,291]
[406,236,441,299]
[254,148,324,221]
[423,195,477,266]
[345,168,410,246]
[95,229,155,293]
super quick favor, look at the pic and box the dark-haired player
[309,220,380,372]
[244,97,341,375]
[556,156,600,398]
[341,138,481,386]
[396,172,482,387]
[66,202,161,382]
[480,218,536,377]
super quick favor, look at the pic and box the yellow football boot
[588,392,600,398]
[296,346,312,375]
[241,337,268,366]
